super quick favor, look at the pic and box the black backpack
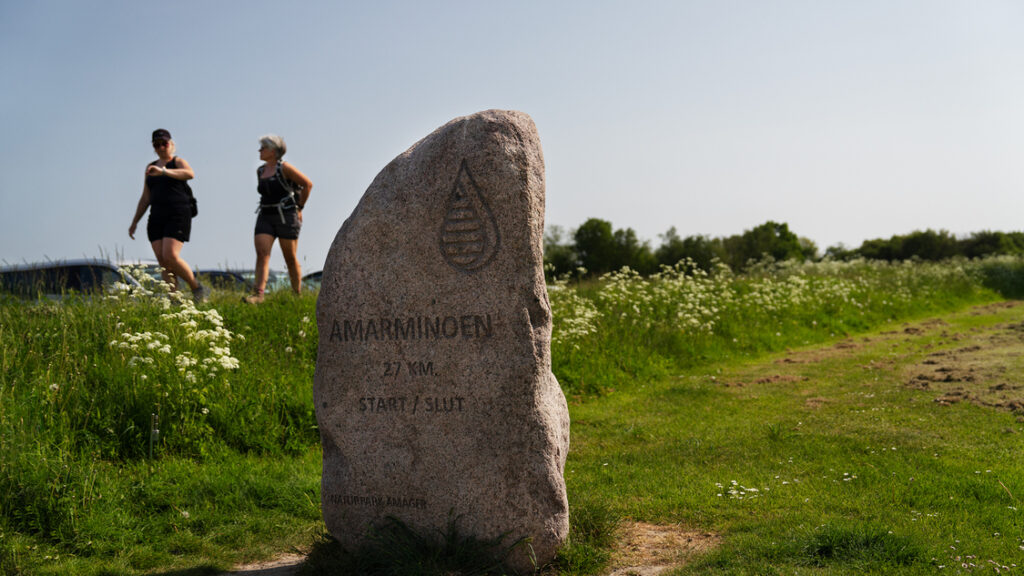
[258,161,300,207]
[186,183,197,218]
[176,157,197,217]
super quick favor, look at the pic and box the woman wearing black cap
[129,129,207,302]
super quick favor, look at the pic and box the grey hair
[259,134,286,158]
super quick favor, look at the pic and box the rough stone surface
[314,109,570,572]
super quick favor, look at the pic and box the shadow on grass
[296,500,620,576]
[297,515,527,576]
[143,560,304,576]
[145,501,620,576]
[795,523,924,568]
[549,498,619,575]
[222,566,302,576]
[132,568,221,576]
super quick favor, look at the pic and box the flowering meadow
[1,256,1023,574]
[0,269,320,574]
[550,257,1003,396]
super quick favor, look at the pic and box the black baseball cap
[152,128,172,142]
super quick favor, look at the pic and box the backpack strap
[277,161,300,203]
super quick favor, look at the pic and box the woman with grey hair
[245,134,313,303]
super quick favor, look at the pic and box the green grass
[299,514,529,576]
[549,257,997,396]
[565,302,1024,574]
[3,257,1024,574]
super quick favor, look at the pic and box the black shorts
[147,208,192,243]
[255,208,301,240]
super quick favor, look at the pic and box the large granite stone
[314,109,570,572]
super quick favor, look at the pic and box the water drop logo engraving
[439,160,500,272]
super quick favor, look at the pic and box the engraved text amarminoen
[328,313,493,343]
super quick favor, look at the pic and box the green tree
[655,227,720,271]
[722,221,807,270]
[898,229,958,261]
[573,218,658,277]
[798,236,819,260]
[857,237,901,261]
[611,227,657,274]
[959,230,1024,258]
[824,243,856,260]
[857,229,958,261]
[574,218,617,276]
[655,227,687,268]
[543,225,579,279]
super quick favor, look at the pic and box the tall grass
[1,271,320,574]
[1,255,1021,574]
[550,257,998,396]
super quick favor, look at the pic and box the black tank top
[146,157,191,210]
[257,162,297,205]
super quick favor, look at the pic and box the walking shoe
[192,283,208,304]
[243,293,264,304]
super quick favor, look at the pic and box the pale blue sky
[2,1,1023,271]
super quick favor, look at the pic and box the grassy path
[566,301,1024,575]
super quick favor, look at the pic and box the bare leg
[251,234,275,300]
[150,240,177,289]
[280,237,302,294]
[151,238,199,291]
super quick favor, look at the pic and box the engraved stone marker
[314,110,570,571]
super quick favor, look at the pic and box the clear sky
[2,1,1023,271]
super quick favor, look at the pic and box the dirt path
[902,303,1024,413]
[603,522,719,576]
[222,553,305,575]
[763,301,1024,416]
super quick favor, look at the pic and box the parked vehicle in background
[117,259,177,289]
[195,270,252,292]
[0,259,142,300]
[266,270,291,292]
[302,270,323,291]
[0,259,306,301]
[234,269,290,293]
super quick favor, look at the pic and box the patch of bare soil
[804,396,829,409]
[774,336,870,365]
[724,374,808,387]
[971,301,1020,314]
[221,553,305,576]
[904,316,1024,414]
[605,522,720,576]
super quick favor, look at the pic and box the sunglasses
[153,140,169,148]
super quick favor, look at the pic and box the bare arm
[129,182,152,240]
[145,156,195,180]
[281,161,313,207]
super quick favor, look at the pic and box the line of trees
[826,229,1024,262]
[544,218,1024,278]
